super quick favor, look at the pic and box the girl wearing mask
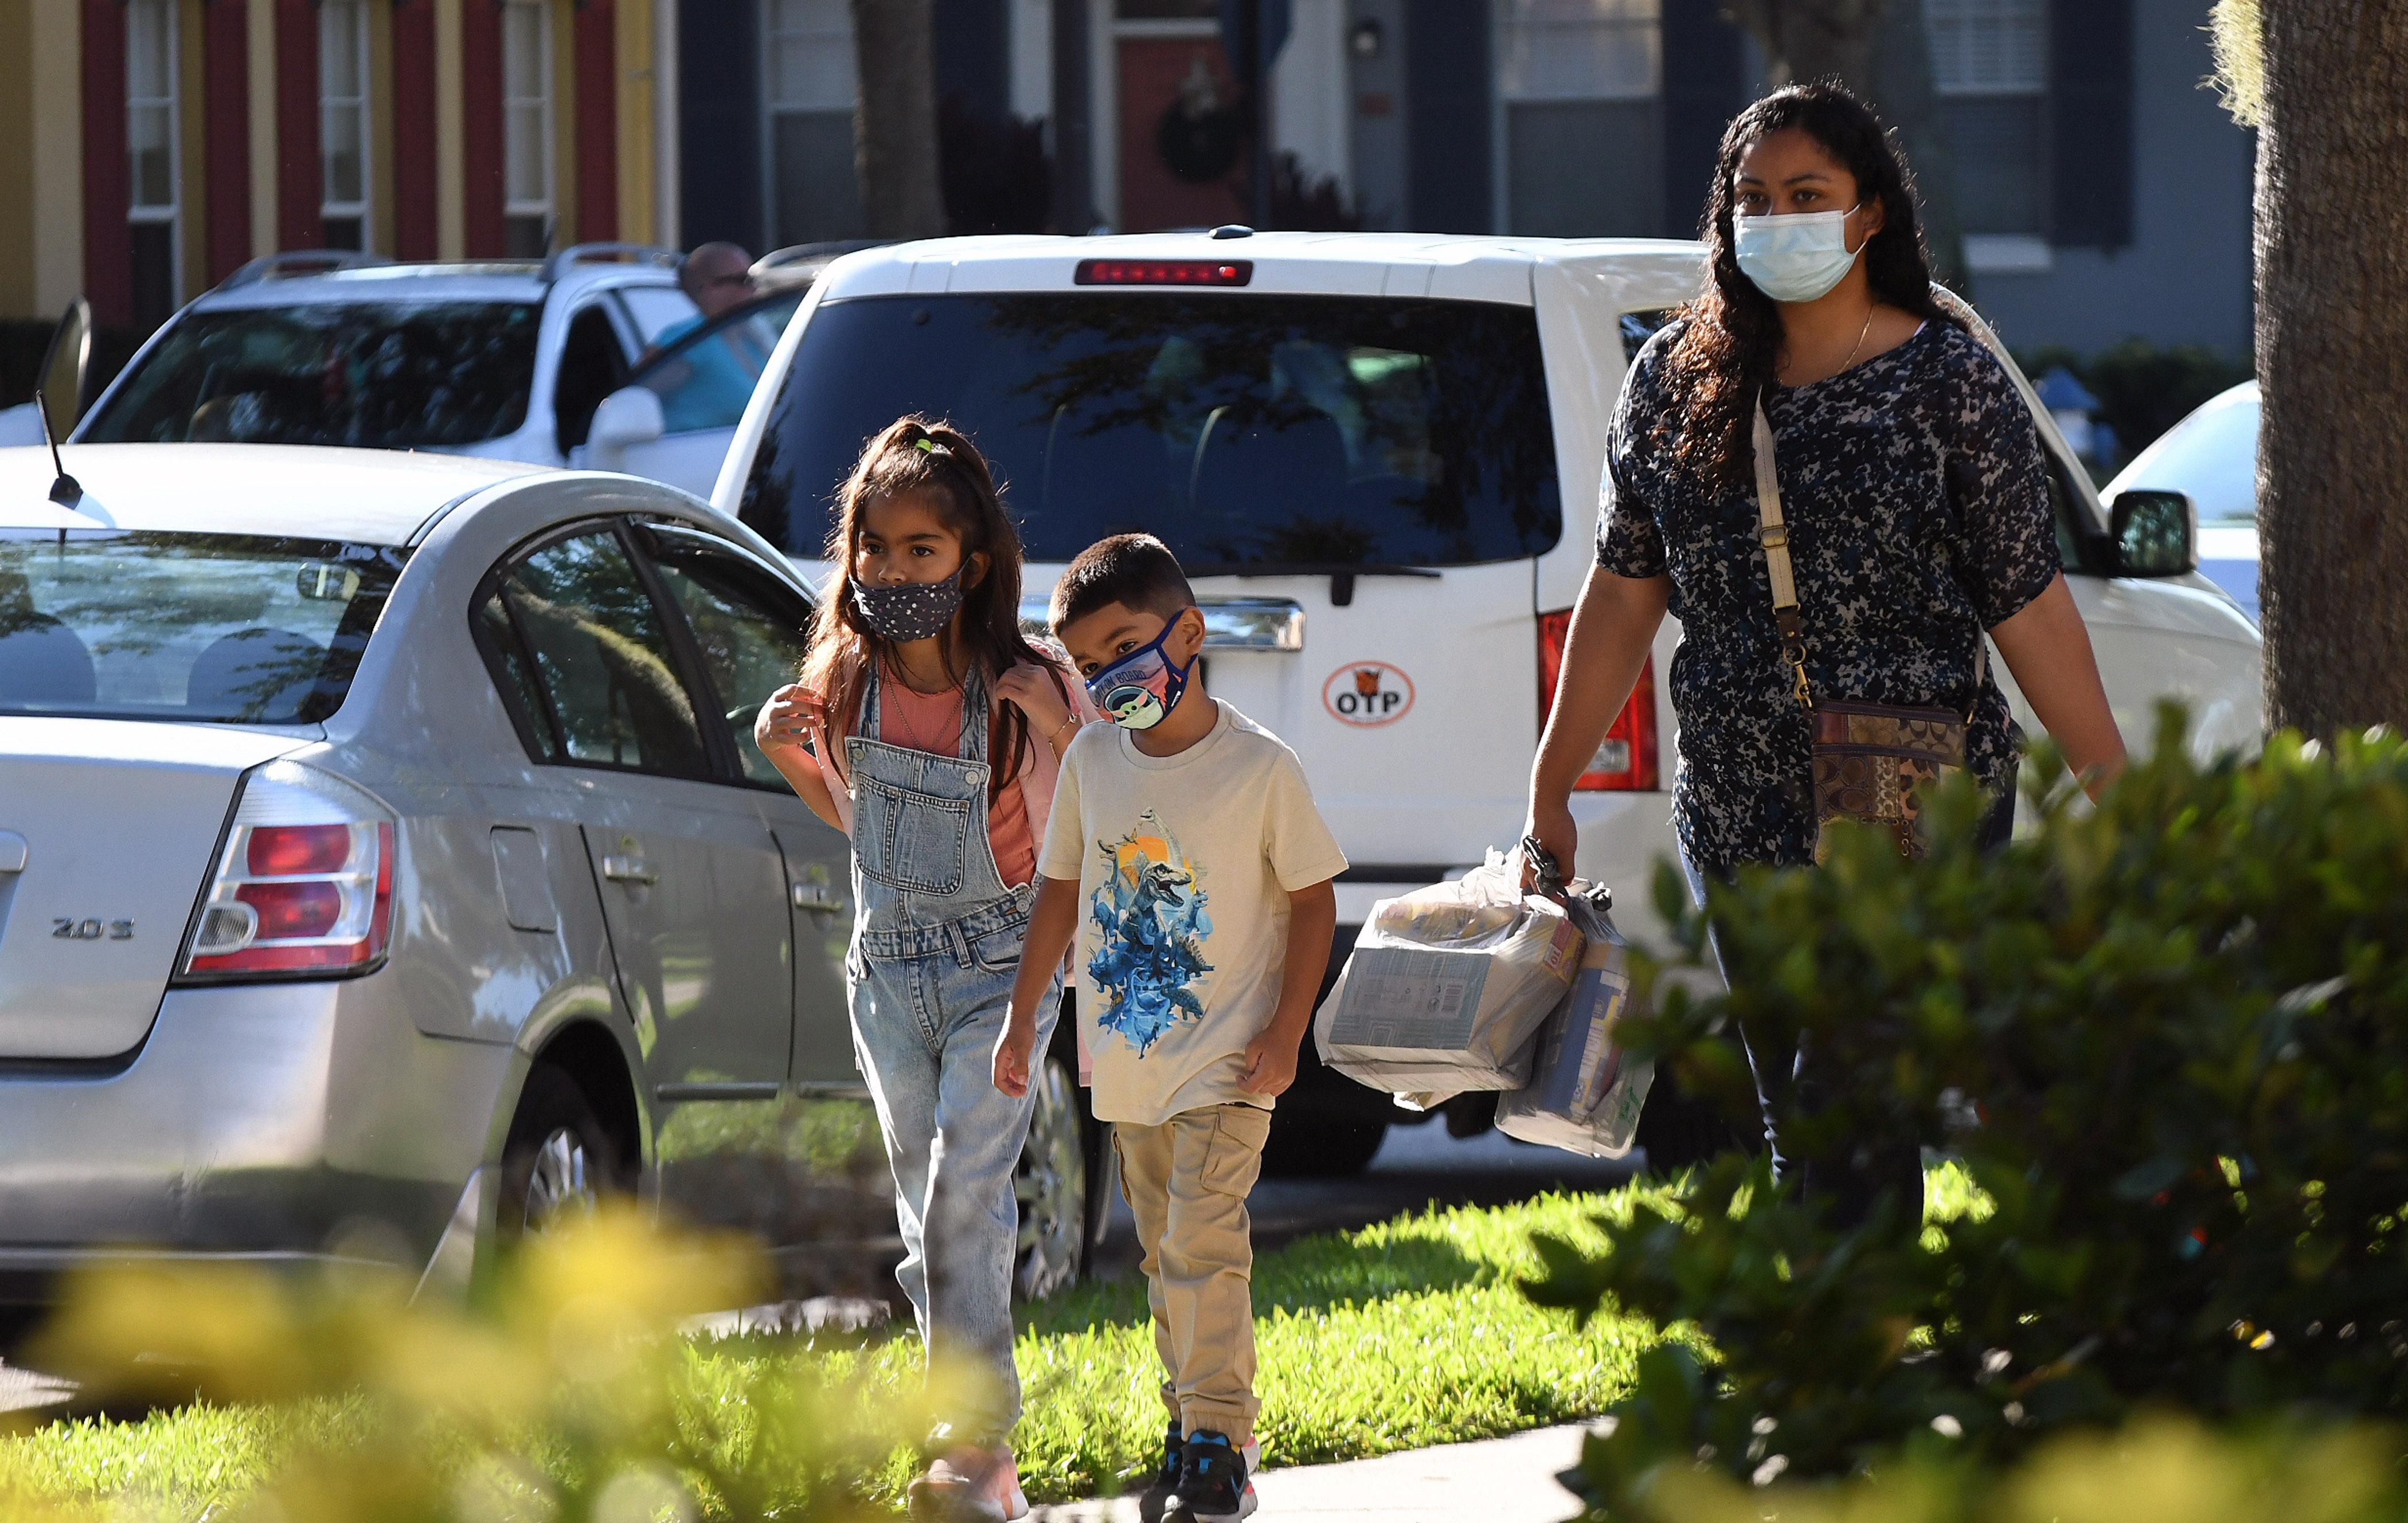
[1524,84,2125,1226]
[756,416,1095,1522]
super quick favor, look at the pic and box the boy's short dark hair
[1051,533,1195,633]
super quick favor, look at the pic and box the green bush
[1524,711,2408,1508]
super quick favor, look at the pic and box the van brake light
[1075,259,1253,287]
[1537,609,1660,792]
[178,761,396,980]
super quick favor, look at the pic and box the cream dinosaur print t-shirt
[1038,700,1349,1127]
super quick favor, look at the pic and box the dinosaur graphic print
[1088,811,1214,1054]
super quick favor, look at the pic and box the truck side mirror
[2105,489,2197,578]
[585,385,665,470]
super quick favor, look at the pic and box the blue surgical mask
[1733,205,1863,304]
[1085,616,1198,731]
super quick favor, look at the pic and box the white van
[710,231,2264,1172]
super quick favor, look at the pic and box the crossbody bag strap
[1752,402,1813,709]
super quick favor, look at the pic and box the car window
[639,525,814,787]
[630,291,804,437]
[478,527,712,778]
[79,300,541,447]
[0,530,405,722]
[554,302,634,453]
[617,286,703,347]
[740,293,1562,570]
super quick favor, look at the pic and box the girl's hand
[994,664,1076,753]
[756,683,823,756]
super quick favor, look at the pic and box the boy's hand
[1237,1025,1300,1097]
[992,1011,1038,1098]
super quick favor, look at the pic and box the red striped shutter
[460,0,507,257]
[391,0,440,259]
[273,0,323,248]
[574,0,618,241]
[202,0,253,282]
[81,0,134,326]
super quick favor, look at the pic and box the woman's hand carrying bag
[1753,402,1980,862]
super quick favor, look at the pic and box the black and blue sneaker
[1136,1420,1185,1523]
[1164,1429,1258,1522]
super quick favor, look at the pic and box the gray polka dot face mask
[850,564,968,644]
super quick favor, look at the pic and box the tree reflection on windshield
[81,301,543,449]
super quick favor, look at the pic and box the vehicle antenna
[34,387,81,506]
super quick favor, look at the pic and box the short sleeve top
[1596,317,2061,874]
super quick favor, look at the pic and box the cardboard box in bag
[1314,858,1582,1095]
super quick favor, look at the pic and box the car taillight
[178,761,396,980]
[1537,609,1661,792]
[1074,259,1253,286]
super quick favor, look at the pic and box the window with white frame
[502,0,555,257]
[1927,0,2047,238]
[126,0,181,328]
[761,0,864,246]
[320,0,372,250]
[1497,0,1662,238]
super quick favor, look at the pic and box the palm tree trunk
[2254,0,2408,734]
[852,0,947,240]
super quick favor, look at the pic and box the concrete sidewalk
[1030,1423,1596,1522]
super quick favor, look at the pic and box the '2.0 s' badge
[1322,661,1415,728]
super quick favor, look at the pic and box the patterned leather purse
[1753,402,1979,862]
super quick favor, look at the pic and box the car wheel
[1635,1065,1751,1174]
[1260,1111,1388,1179]
[1014,1044,1090,1300]
[499,1064,628,1240]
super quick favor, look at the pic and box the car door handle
[601,855,659,886]
[791,884,846,914]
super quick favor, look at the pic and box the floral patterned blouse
[1596,317,2061,874]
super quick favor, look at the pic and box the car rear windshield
[79,300,542,448]
[738,293,1563,569]
[0,531,408,723]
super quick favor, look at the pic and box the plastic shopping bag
[1495,841,1653,1157]
[1313,851,1582,1096]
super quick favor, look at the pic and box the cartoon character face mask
[1085,613,1198,731]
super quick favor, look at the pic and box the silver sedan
[0,444,1101,1313]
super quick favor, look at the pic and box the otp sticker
[1323,662,1416,727]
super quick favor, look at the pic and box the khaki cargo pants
[1112,1102,1273,1444]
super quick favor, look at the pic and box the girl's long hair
[800,416,1058,798]
[1663,82,1960,495]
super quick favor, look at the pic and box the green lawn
[0,1187,1676,1517]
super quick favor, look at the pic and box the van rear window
[740,293,1562,569]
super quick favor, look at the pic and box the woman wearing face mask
[755,416,1097,1522]
[1523,84,2125,1226]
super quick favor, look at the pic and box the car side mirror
[586,386,665,468]
[38,297,92,441]
[2105,488,2197,578]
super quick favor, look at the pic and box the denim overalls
[845,663,1060,1442]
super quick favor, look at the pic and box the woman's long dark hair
[1663,83,1960,495]
[801,415,1060,798]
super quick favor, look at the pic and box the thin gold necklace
[881,658,957,752]
[1839,303,1877,372]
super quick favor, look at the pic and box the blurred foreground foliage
[1526,711,2408,1511]
[2,1208,947,1522]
